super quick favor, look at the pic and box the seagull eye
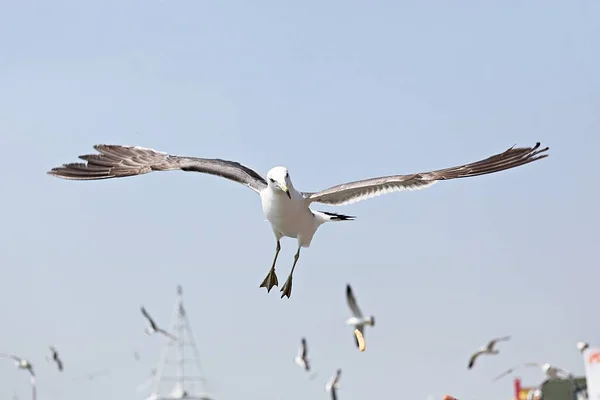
[285,172,289,178]
[269,178,275,183]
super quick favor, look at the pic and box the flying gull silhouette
[48,143,549,298]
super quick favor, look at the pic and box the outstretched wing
[157,328,178,341]
[301,338,308,359]
[140,306,157,329]
[487,335,511,349]
[47,144,267,193]
[0,353,20,362]
[55,357,63,372]
[346,284,363,318]
[468,351,482,369]
[330,386,337,400]
[493,363,539,381]
[303,143,548,206]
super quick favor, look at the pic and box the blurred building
[514,377,587,400]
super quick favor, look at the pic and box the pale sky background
[0,1,599,400]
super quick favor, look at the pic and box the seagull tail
[314,211,356,223]
[369,315,375,327]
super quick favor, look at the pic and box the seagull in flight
[140,306,177,340]
[345,284,374,352]
[468,336,511,369]
[47,142,549,298]
[0,354,36,383]
[493,362,573,382]
[47,346,63,371]
[577,341,589,353]
[325,368,342,400]
[294,338,310,372]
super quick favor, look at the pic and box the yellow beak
[279,183,291,199]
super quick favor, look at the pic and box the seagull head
[267,167,291,199]
[577,341,589,352]
[542,363,552,372]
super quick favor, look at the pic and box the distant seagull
[47,143,549,299]
[577,341,590,353]
[325,369,342,400]
[0,354,36,383]
[345,284,375,352]
[468,336,511,369]
[47,346,63,371]
[294,338,310,372]
[493,362,573,381]
[140,306,177,340]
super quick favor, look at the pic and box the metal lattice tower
[143,285,214,400]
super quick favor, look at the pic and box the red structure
[515,378,538,400]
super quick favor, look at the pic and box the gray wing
[303,143,548,206]
[346,284,363,318]
[140,306,157,330]
[157,328,178,341]
[47,144,267,193]
[492,366,518,381]
[0,353,21,362]
[468,351,482,369]
[487,335,511,349]
[493,363,539,381]
[301,338,308,359]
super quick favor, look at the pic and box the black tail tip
[319,211,356,221]
[370,316,375,326]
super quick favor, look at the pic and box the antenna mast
[143,285,214,400]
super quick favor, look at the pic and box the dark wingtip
[47,168,62,177]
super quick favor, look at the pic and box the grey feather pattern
[47,145,267,193]
[346,284,363,318]
[303,142,549,205]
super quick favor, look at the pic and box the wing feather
[301,338,307,358]
[140,306,157,329]
[345,284,363,318]
[304,143,549,205]
[48,145,267,193]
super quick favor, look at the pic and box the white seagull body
[47,346,64,371]
[325,369,342,400]
[294,338,310,372]
[468,336,511,369]
[577,341,589,353]
[345,284,374,352]
[48,143,549,298]
[0,354,36,384]
[140,306,177,340]
[493,362,573,382]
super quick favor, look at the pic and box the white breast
[260,188,316,241]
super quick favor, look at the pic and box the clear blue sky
[0,1,598,399]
